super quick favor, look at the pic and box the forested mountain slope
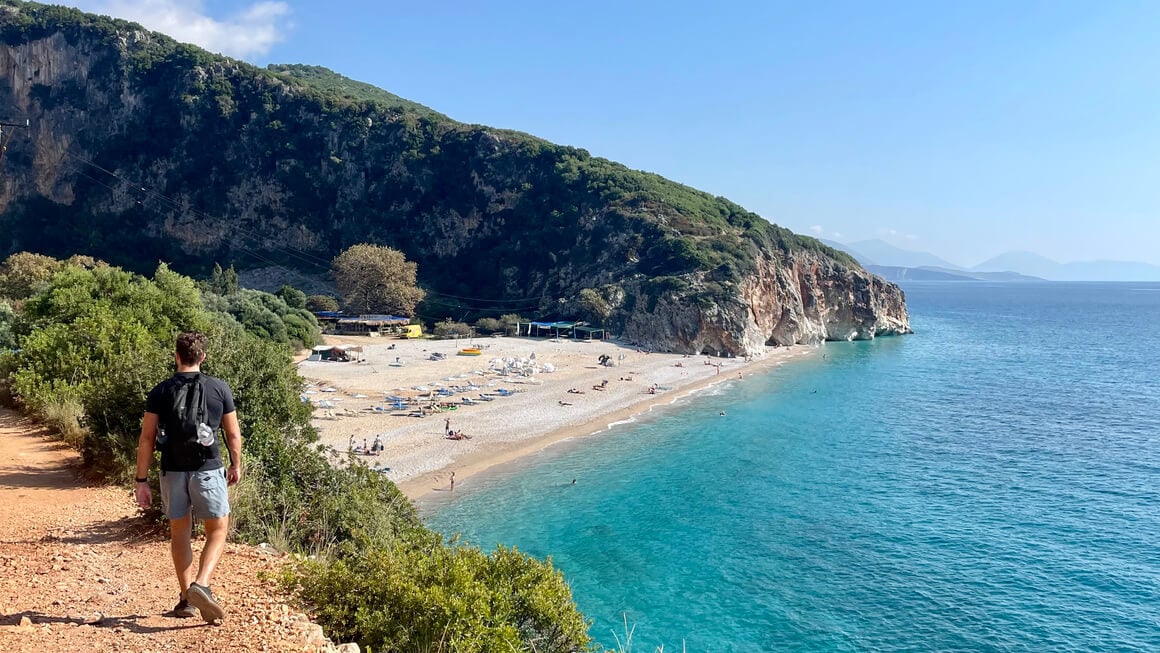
[0,0,909,354]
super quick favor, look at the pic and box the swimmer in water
[719,410,726,416]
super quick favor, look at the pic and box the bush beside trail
[0,253,592,653]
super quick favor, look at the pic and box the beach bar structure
[515,321,606,340]
[314,312,412,336]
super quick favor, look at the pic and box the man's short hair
[175,332,208,366]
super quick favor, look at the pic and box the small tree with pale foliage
[0,252,61,300]
[332,244,425,316]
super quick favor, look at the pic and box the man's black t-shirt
[146,372,236,472]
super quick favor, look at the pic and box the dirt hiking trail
[0,408,351,652]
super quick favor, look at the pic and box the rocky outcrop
[622,250,910,355]
[0,3,909,357]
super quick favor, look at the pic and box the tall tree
[332,244,425,316]
[209,263,239,296]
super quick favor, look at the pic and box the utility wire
[66,152,568,311]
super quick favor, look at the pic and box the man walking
[134,332,242,623]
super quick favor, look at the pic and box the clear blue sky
[69,1,1160,266]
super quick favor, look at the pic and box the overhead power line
[65,152,568,312]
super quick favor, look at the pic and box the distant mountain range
[972,251,1160,282]
[863,265,1043,283]
[822,239,1160,282]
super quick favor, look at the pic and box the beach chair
[476,394,495,401]
[495,388,516,397]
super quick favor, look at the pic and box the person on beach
[134,332,241,623]
[444,417,451,435]
[372,434,383,454]
[450,472,456,492]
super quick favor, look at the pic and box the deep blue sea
[424,283,1160,652]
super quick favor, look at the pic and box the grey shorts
[159,468,230,520]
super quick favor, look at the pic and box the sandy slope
[0,408,348,653]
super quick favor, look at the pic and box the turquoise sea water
[424,283,1160,652]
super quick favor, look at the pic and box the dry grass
[41,396,88,449]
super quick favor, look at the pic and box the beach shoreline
[297,336,813,501]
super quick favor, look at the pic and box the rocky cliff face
[621,250,909,354]
[0,3,909,356]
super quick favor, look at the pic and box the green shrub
[287,535,591,653]
[499,314,527,335]
[276,284,308,310]
[0,254,596,652]
[207,288,321,348]
[433,319,472,338]
[0,300,15,350]
[11,305,170,477]
[473,317,504,333]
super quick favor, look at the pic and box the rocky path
[0,408,352,652]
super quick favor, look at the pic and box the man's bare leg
[195,515,229,587]
[169,515,194,599]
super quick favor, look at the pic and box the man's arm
[134,412,159,510]
[222,411,242,485]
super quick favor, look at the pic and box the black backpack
[158,373,215,471]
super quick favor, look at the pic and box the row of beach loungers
[367,387,519,414]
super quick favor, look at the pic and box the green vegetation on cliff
[0,0,857,338]
[266,64,445,118]
[0,254,591,652]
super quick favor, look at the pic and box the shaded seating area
[574,325,606,341]
[514,321,607,340]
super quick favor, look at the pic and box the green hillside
[0,0,872,346]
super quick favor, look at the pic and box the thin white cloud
[809,225,824,235]
[904,234,919,241]
[67,0,291,59]
[831,232,843,239]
